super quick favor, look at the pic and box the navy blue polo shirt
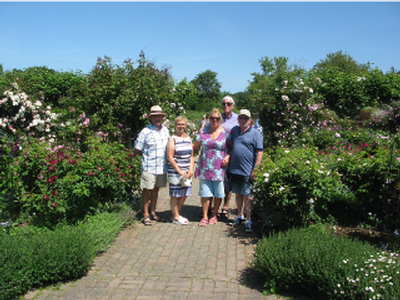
[229,125,263,177]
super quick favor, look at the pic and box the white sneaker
[172,215,189,225]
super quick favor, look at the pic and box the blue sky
[1,2,399,93]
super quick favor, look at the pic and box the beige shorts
[141,171,167,190]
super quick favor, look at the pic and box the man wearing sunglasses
[220,96,238,219]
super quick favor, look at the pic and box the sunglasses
[210,117,220,121]
[239,116,250,121]
[222,102,233,106]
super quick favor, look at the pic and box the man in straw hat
[134,105,170,226]
[227,109,263,232]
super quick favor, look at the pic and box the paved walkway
[23,179,284,300]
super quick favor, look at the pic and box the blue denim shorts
[229,174,254,197]
[198,180,225,198]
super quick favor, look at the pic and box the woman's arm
[188,140,195,179]
[193,140,201,152]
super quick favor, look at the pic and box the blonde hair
[209,108,223,125]
[175,115,188,126]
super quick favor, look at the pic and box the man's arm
[133,149,142,156]
[251,150,263,180]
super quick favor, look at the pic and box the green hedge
[0,209,131,300]
[253,226,400,300]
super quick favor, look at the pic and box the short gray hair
[222,95,235,105]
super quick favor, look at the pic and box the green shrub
[253,226,400,300]
[253,147,356,230]
[254,134,400,231]
[0,66,85,109]
[320,136,400,230]
[14,136,141,227]
[0,208,130,300]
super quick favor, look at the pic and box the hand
[221,156,230,168]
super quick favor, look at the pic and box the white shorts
[141,172,167,190]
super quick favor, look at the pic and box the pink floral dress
[195,126,231,181]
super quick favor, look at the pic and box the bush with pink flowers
[14,136,140,227]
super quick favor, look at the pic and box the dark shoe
[151,214,165,222]
[220,208,230,218]
[143,216,152,226]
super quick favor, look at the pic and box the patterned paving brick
[22,178,273,300]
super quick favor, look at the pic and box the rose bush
[14,136,140,227]
[253,129,400,232]
[254,147,355,230]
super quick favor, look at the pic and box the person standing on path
[167,116,195,225]
[199,113,210,133]
[193,108,231,227]
[134,105,170,226]
[228,109,263,232]
[220,95,238,219]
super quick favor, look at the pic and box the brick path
[23,178,284,300]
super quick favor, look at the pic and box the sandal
[172,216,189,225]
[179,216,189,224]
[143,216,152,226]
[198,218,208,227]
[151,214,165,222]
[220,208,230,219]
[209,216,218,224]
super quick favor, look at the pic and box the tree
[389,67,400,74]
[259,56,289,76]
[189,70,221,111]
[246,56,306,114]
[246,56,329,147]
[60,53,177,149]
[232,91,249,110]
[313,51,371,75]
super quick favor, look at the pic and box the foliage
[232,91,250,109]
[306,127,391,152]
[311,68,400,119]
[0,82,59,140]
[188,69,222,111]
[366,101,400,135]
[0,66,85,109]
[60,53,181,147]
[253,147,355,230]
[322,135,400,230]
[246,54,400,144]
[13,136,141,227]
[247,58,338,147]
[253,130,400,232]
[313,51,371,75]
[253,226,400,300]
[0,208,132,300]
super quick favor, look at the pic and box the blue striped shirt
[135,124,170,174]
